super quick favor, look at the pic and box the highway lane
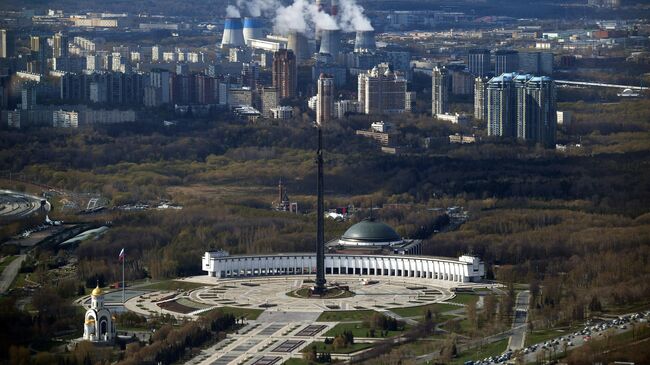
[508,290,530,350]
[0,255,26,293]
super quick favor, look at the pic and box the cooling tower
[287,31,309,62]
[221,17,245,48]
[354,30,376,53]
[319,29,341,58]
[243,17,264,45]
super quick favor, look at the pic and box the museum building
[202,220,485,283]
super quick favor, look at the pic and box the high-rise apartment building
[518,51,553,75]
[52,33,69,58]
[0,29,16,58]
[30,36,50,74]
[272,49,297,100]
[487,73,516,137]
[261,87,279,117]
[468,49,491,77]
[431,66,450,115]
[474,76,489,121]
[487,73,556,147]
[494,50,519,76]
[519,76,557,147]
[317,73,334,126]
[357,66,407,115]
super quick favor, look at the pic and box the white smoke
[338,0,373,31]
[274,0,310,34]
[236,0,279,17]
[228,0,372,34]
[273,0,339,35]
[226,5,241,18]
[308,3,339,31]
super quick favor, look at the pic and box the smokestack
[243,17,264,45]
[354,30,375,53]
[221,17,245,48]
[330,0,338,16]
[287,31,309,62]
[319,29,340,58]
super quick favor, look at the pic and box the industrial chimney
[319,29,341,58]
[243,17,264,45]
[354,30,376,53]
[221,17,245,48]
[287,31,309,62]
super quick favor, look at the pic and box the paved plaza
[185,275,454,312]
[110,275,489,364]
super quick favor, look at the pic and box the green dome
[341,220,401,243]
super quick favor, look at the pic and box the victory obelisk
[313,74,334,295]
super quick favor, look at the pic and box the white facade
[436,113,471,126]
[270,106,294,119]
[203,252,485,283]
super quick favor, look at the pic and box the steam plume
[227,0,372,35]
[226,5,241,18]
[338,0,373,31]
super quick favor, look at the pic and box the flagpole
[122,251,125,304]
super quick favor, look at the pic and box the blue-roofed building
[486,73,557,147]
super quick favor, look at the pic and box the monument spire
[314,74,333,295]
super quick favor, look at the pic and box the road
[0,255,26,293]
[522,314,646,364]
[508,290,530,350]
[0,189,46,220]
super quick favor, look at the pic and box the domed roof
[341,219,401,243]
[91,285,103,297]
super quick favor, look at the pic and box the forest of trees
[0,95,649,363]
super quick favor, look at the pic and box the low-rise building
[53,110,79,128]
[436,113,472,126]
[270,106,293,119]
[449,133,478,144]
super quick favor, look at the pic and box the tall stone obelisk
[314,74,333,295]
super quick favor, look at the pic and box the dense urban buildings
[1,2,649,365]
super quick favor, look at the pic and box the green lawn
[316,310,378,322]
[137,280,210,291]
[448,293,478,305]
[452,338,508,364]
[208,306,264,320]
[9,272,28,290]
[388,303,460,318]
[301,341,373,354]
[608,323,650,344]
[324,322,406,338]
